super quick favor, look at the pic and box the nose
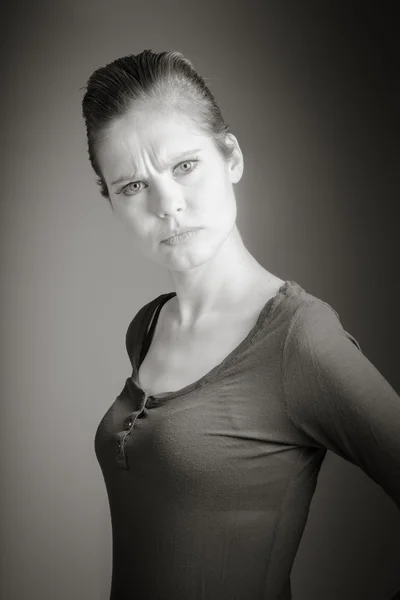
[150,179,185,217]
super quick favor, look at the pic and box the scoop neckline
[131,280,296,401]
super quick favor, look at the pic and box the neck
[166,223,279,327]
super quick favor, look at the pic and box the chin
[167,244,225,271]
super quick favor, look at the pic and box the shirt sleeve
[282,299,400,510]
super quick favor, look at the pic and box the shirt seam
[280,298,340,431]
[281,299,314,430]
[262,446,308,596]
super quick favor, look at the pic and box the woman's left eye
[174,159,199,175]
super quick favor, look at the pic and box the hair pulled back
[81,49,235,200]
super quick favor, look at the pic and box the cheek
[113,202,148,238]
[198,171,235,211]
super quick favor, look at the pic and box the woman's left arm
[282,299,400,510]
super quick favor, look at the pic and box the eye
[174,159,199,176]
[119,181,146,196]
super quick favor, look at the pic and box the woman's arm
[282,298,400,508]
[282,298,400,595]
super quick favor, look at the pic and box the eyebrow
[111,149,203,186]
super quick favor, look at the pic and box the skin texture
[96,106,283,328]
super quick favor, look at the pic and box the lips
[161,227,200,242]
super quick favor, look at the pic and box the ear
[226,133,244,184]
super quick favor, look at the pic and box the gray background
[1,1,399,598]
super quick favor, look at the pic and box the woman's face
[96,106,243,271]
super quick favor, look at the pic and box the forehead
[97,107,213,178]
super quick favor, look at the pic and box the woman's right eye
[119,181,145,196]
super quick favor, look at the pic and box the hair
[81,49,236,201]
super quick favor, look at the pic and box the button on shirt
[94,281,400,600]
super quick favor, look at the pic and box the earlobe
[226,133,244,184]
[229,153,244,184]
[230,163,243,184]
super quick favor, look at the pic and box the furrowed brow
[111,149,202,186]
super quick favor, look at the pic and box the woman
[82,50,400,599]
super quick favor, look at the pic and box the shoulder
[287,298,340,343]
[281,295,364,410]
[269,281,344,344]
[273,280,359,348]
[284,296,361,356]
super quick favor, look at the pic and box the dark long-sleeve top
[94,280,400,600]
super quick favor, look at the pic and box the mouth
[161,228,201,245]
